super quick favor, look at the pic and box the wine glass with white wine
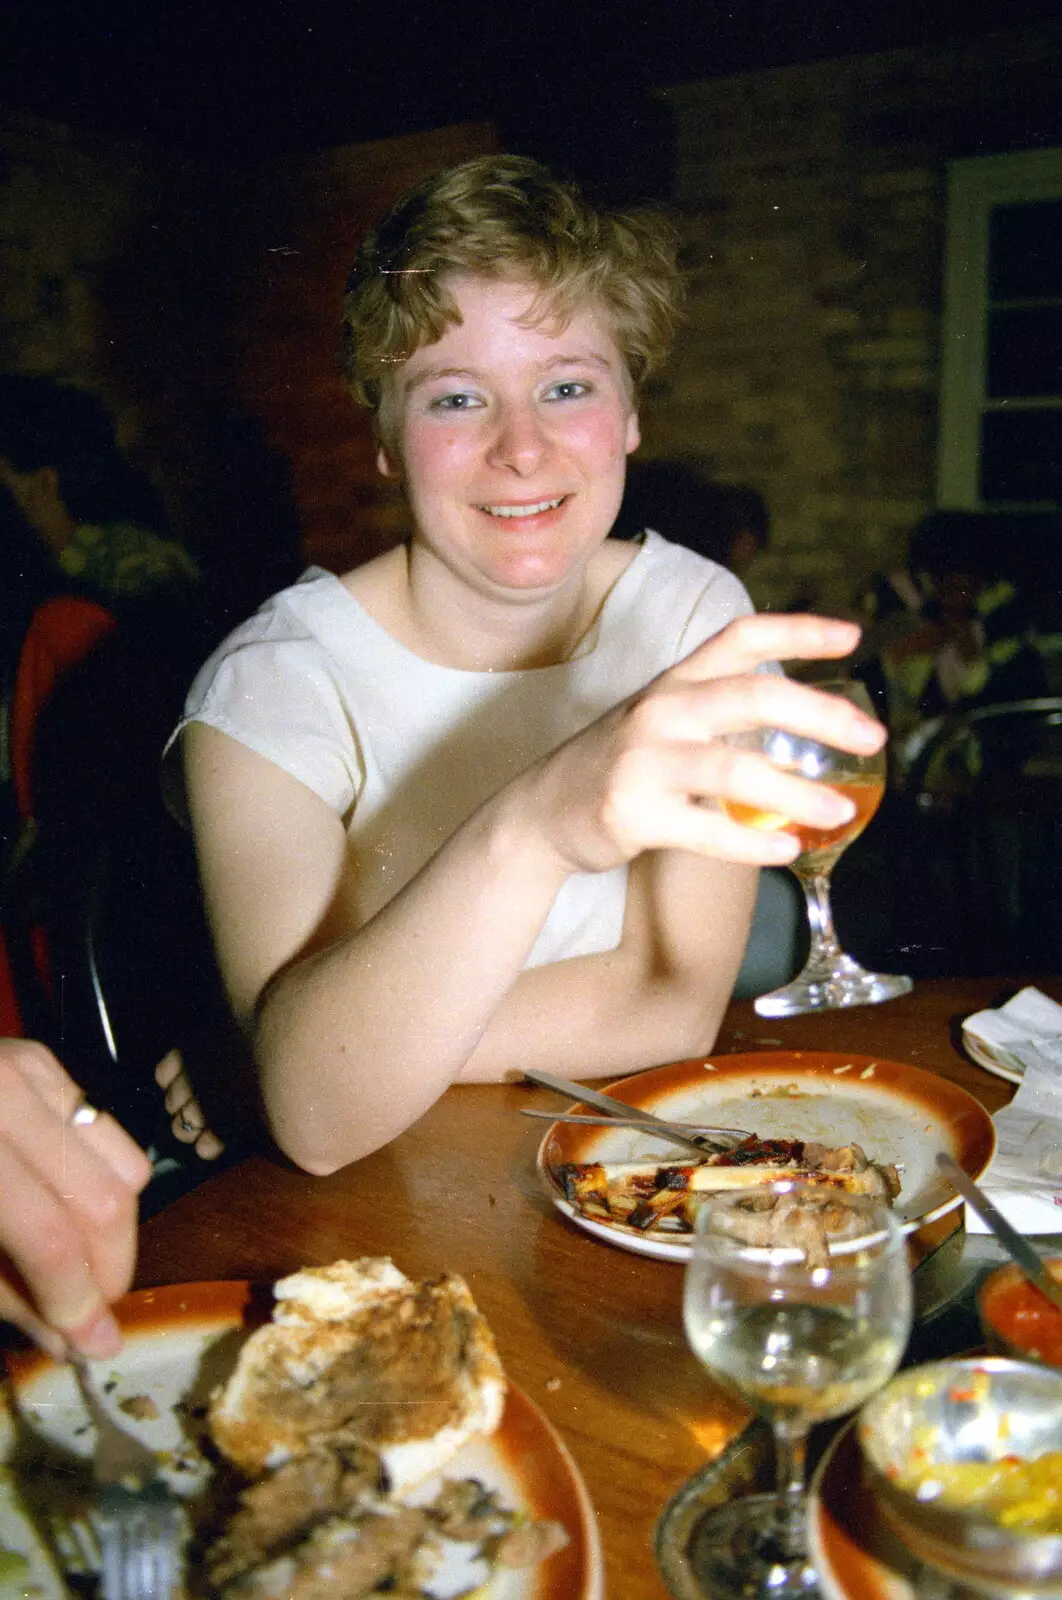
[724,678,912,1017]
[669,1181,913,1600]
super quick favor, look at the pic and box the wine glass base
[659,1490,822,1600]
[753,959,912,1019]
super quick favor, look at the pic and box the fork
[521,1065,751,1155]
[69,1354,183,1600]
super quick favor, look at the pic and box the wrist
[482,764,580,889]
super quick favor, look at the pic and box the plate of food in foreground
[0,1261,602,1600]
[536,1052,996,1262]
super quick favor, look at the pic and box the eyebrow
[402,352,615,396]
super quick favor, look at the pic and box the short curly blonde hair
[340,155,683,423]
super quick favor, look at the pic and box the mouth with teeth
[477,496,567,519]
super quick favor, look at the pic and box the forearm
[456,855,756,1083]
[251,785,571,1172]
[454,948,733,1084]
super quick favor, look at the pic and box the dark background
[4,0,1062,182]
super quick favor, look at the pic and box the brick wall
[651,23,1062,614]
[6,28,1061,617]
[0,109,494,586]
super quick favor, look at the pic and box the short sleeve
[165,633,364,824]
[674,562,755,657]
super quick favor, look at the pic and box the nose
[486,401,549,475]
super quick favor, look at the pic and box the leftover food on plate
[538,1052,995,1262]
[2,1260,571,1600]
[557,1138,901,1234]
[209,1258,507,1491]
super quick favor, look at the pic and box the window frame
[937,147,1062,511]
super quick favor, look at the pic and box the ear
[625,410,641,456]
[375,441,400,480]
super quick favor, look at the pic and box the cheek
[400,426,477,497]
[566,409,634,467]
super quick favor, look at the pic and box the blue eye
[431,392,483,411]
[544,381,590,401]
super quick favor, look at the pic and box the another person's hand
[523,614,886,875]
[0,1039,151,1359]
[154,1050,225,1161]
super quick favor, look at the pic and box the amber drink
[723,681,910,1017]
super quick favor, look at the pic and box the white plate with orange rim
[807,1417,927,1600]
[0,1281,603,1600]
[536,1051,996,1263]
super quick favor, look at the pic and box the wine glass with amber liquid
[725,679,912,1017]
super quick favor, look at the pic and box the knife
[936,1151,1062,1316]
[521,1066,749,1156]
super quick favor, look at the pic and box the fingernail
[70,1309,123,1359]
[823,797,856,823]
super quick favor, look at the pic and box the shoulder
[170,569,366,820]
[623,531,754,636]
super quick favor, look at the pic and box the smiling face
[376,275,640,602]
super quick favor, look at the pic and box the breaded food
[208,1260,507,1494]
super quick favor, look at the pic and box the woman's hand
[0,1040,151,1358]
[154,1050,225,1160]
[524,614,886,876]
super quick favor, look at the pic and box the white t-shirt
[171,531,753,968]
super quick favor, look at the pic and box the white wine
[687,1301,904,1424]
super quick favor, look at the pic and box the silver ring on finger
[68,1099,101,1128]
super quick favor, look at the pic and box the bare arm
[185,615,882,1173]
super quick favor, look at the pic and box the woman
[0,1038,150,1358]
[169,156,882,1175]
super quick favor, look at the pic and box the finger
[194,1130,225,1160]
[154,1048,183,1090]
[164,1074,194,1116]
[0,1040,150,1192]
[707,745,859,830]
[678,614,863,680]
[610,788,801,864]
[171,1098,206,1143]
[0,1141,125,1357]
[640,671,885,756]
[0,1062,148,1308]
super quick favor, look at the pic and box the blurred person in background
[0,374,198,627]
[854,510,1047,774]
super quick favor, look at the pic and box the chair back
[899,697,1062,973]
[2,596,119,1035]
[732,867,807,1000]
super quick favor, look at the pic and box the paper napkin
[964,986,1062,1081]
[961,988,1062,1235]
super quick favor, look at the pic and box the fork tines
[96,1484,184,1600]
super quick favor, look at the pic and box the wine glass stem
[795,869,844,969]
[770,1416,810,1558]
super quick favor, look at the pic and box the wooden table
[136,976,1057,1600]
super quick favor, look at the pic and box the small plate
[1,1281,602,1600]
[537,1051,997,1263]
[962,1026,1025,1084]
